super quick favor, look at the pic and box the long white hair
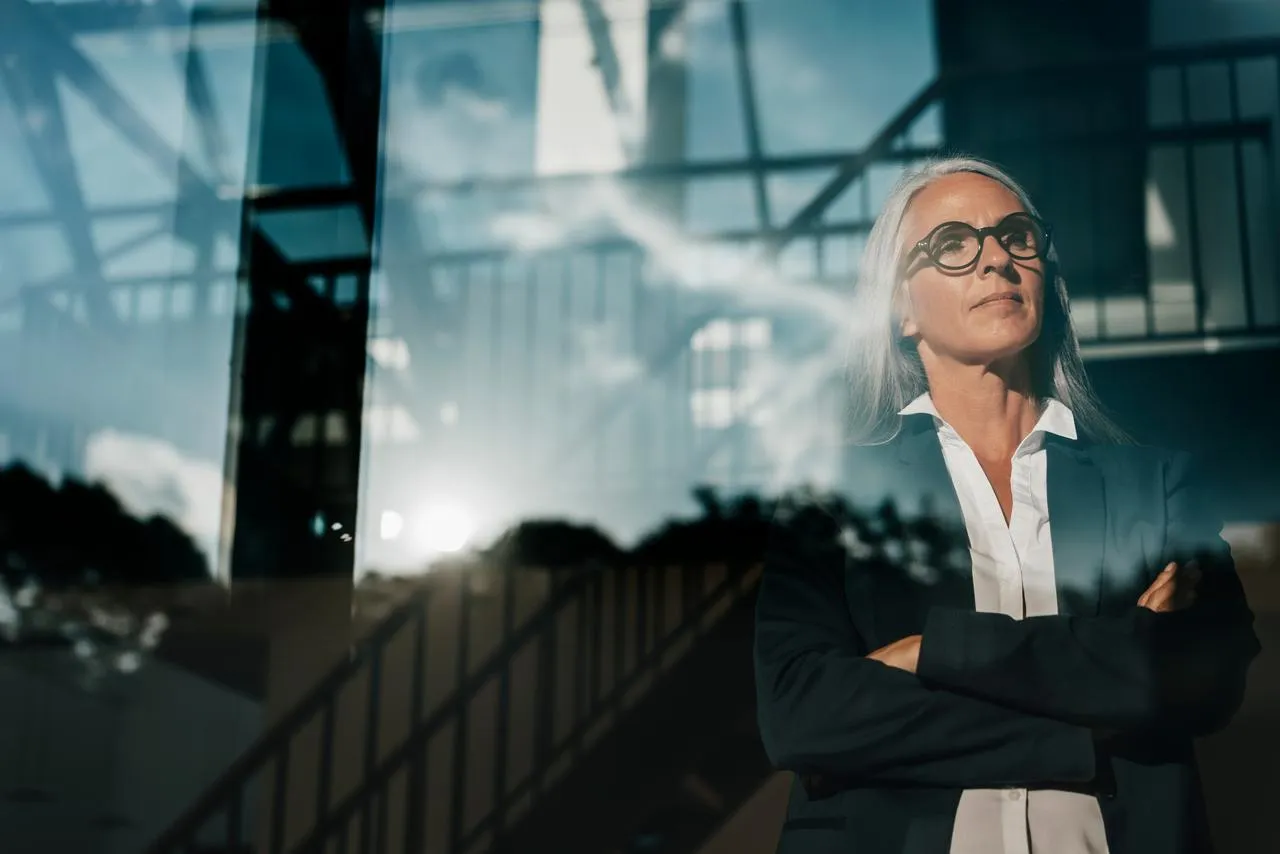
[845,155,1129,445]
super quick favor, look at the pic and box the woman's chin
[954,336,1038,367]
[973,322,1040,355]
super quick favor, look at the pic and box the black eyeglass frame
[902,211,1053,275]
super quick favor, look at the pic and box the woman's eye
[1009,230,1038,250]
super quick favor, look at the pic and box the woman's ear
[896,283,918,338]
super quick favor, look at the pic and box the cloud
[83,430,226,573]
[384,63,534,183]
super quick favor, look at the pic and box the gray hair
[844,155,1129,445]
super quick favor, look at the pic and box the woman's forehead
[905,172,1024,233]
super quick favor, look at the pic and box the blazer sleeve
[915,451,1261,735]
[754,513,1100,790]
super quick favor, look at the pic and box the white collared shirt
[898,393,1110,854]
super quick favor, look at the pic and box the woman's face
[898,172,1046,369]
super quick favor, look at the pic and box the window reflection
[0,0,1275,584]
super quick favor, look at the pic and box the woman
[754,157,1260,854]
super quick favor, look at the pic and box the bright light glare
[380,510,404,541]
[416,502,477,554]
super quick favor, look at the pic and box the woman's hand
[1137,561,1201,613]
[867,634,922,673]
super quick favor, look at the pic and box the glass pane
[1,0,251,631]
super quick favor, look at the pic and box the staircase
[484,566,767,854]
[142,559,764,854]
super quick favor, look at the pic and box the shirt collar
[898,392,1077,444]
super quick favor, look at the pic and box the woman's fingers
[1144,586,1174,612]
[1138,562,1178,609]
[1137,564,1170,604]
[1138,561,1202,612]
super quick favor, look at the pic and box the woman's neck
[922,358,1041,462]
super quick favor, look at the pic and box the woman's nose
[977,234,1014,275]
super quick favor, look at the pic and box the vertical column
[534,0,652,175]
[221,0,387,583]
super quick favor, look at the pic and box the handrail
[148,557,758,854]
[287,561,762,854]
[461,562,764,853]
[139,584,433,853]
[143,564,601,854]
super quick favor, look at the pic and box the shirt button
[1008,789,1024,801]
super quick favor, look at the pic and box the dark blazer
[754,414,1262,854]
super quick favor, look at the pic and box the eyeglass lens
[927,214,1046,269]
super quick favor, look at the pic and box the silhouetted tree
[483,519,627,574]
[0,463,209,588]
[632,485,773,567]
[0,464,196,683]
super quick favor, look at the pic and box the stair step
[488,588,765,854]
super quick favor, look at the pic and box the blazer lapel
[1046,438,1106,616]
[894,419,975,613]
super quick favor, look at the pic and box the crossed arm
[754,523,1101,791]
[754,454,1260,791]
[911,453,1260,736]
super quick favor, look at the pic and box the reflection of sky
[394,0,936,251]
[6,0,1278,577]
[5,0,939,576]
[361,0,940,570]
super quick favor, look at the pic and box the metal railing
[143,559,760,854]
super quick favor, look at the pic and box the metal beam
[13,0,225,211]
[0,107,1267,230]
[166,0,234,184]
[727,0,770,230]
[160,0,236,322]
[0,32,119,329]
[760,79,941,257]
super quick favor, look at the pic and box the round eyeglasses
[904,212,1052,274]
